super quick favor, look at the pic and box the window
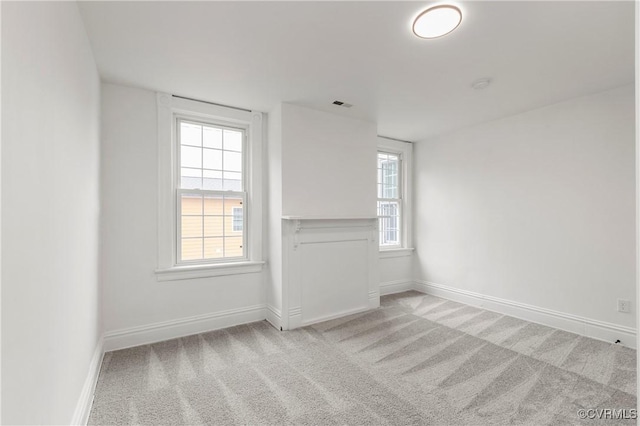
[378,152,401,247]
[377,137,413,255]
[156,94,264,280]
[178,118,246,262]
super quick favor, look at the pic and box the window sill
[155,261,265,281]
[379,248,415,259]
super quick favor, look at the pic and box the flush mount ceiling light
[412,5,462,39]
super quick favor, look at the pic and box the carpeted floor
[89,291,637,425]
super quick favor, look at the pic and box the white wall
[380,254,413,292]
[1,3,101,424]
[266,105,283,317]
[101,83,264,341]
[415,85,636,329]
[281,103,377,218]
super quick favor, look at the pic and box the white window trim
[379,247,415,259]
[377,137,413,254]
[155,93,264,280]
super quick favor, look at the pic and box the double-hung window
[378,152,402,247]
[156,94,264,280]
[377,137,413,255]
[177,118,246,262]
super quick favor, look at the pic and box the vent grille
[332,100,353,108]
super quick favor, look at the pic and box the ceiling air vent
[332,100,353,108]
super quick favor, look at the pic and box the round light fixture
[412,5,462,39]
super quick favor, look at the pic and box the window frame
[377,137,413,257]
[155,94,264,281]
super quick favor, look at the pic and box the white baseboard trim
[103,304,266,352]
[414,280,637,349]
[368,290,380,309]
[71,338,104,425]
[300,305,372,328]
[266,305,282,330]
[380,280,414,296]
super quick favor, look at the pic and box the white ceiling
[78,1,635,142]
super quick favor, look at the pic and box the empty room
[1,1,638,425]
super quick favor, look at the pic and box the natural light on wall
[412,4,462,39]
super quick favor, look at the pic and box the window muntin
[377,152,401,247]
[177,118,246,263]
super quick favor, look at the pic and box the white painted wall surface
[415,85,636,329]
[1,3,101,424]
[380,254,413,290]
[101,83,263,337]
[281,103,377,218]
[267,105,283,318]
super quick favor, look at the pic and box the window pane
[181,145,201,169]
[225,214,242,235]
[204,194,224,215]
[181,168,202,190]
[181,122,202,147]
[181,238,203,260]
[224,236,243,257]
[224,150,242,172]
[378,201,400,246]
[377,152,400,199]
[377,153,388,169]
[181,194,202,216]
[204,238,224,259]
[223,172,242,191]
[203,126,222,149]
[204,216,224,237]
[203,170,223,190]
[181,216,202,238]
[203,148,223,170]
[223,196,243,212]
[224,129,242,152]
[383,184,397,199]
[224,197,243,237]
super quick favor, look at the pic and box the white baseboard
[103,305,266,352]
[266,305,282,330]
[380,280,414,296]
[414,280,637,349]
[71,338,104,425]
[300,305,372,328]
[368,290,380,309]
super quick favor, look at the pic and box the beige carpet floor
[89,291,637,425]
